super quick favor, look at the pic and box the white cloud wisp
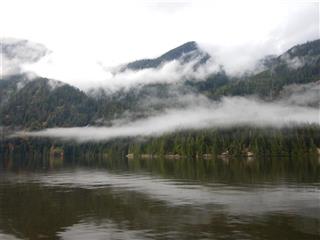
[13,96,320,142]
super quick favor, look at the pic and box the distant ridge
[120,41,210,71]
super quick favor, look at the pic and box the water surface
[0,156,319,239]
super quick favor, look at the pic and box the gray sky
[1,0,319,88]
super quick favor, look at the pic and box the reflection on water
[0,156,319,240]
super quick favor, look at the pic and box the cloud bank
[14,97,320,142]
[279,81,320,107]
[1,1,317,91]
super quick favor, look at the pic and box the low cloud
[101,57,218,92]
[25,51,219,92]
[21,37,318,92]
[279,81,320,107]
[1,38,49,76]
[2,1,318,91]
[13,97,320,142]
[3,36,318,93]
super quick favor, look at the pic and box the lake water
[0,156,319,239]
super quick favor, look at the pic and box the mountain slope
[0,75,97,129]
[0,39,319,129]
[98,39,320,119]
[120,41,210,71]
[206,39,320,99]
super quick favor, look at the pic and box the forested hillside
[0,76,97,128]
[1,39,319,158]
[1,39,319,129]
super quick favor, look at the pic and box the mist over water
[13,96,319,142]
[1,2,320,240]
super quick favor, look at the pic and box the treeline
[128,125,320,158]
[1,125,319,160]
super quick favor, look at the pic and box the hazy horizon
[1,0,319,142]
[1,0,319,90]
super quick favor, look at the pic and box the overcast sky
[1,0,319,88]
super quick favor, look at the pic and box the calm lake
[0,156,319,240]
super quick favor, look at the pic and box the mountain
[0,39,319,130]
[0,75,97,129]
[207,39,320,99]
[119,41,210,71]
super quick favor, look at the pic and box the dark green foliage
[2,125,319,160]
[0,77,97,129]
[286,39,320,57]
[127,126,320,157]
[207,39,320,99]
[0,74,26,107]
[186,70,229,94]
[210,61,320,99]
